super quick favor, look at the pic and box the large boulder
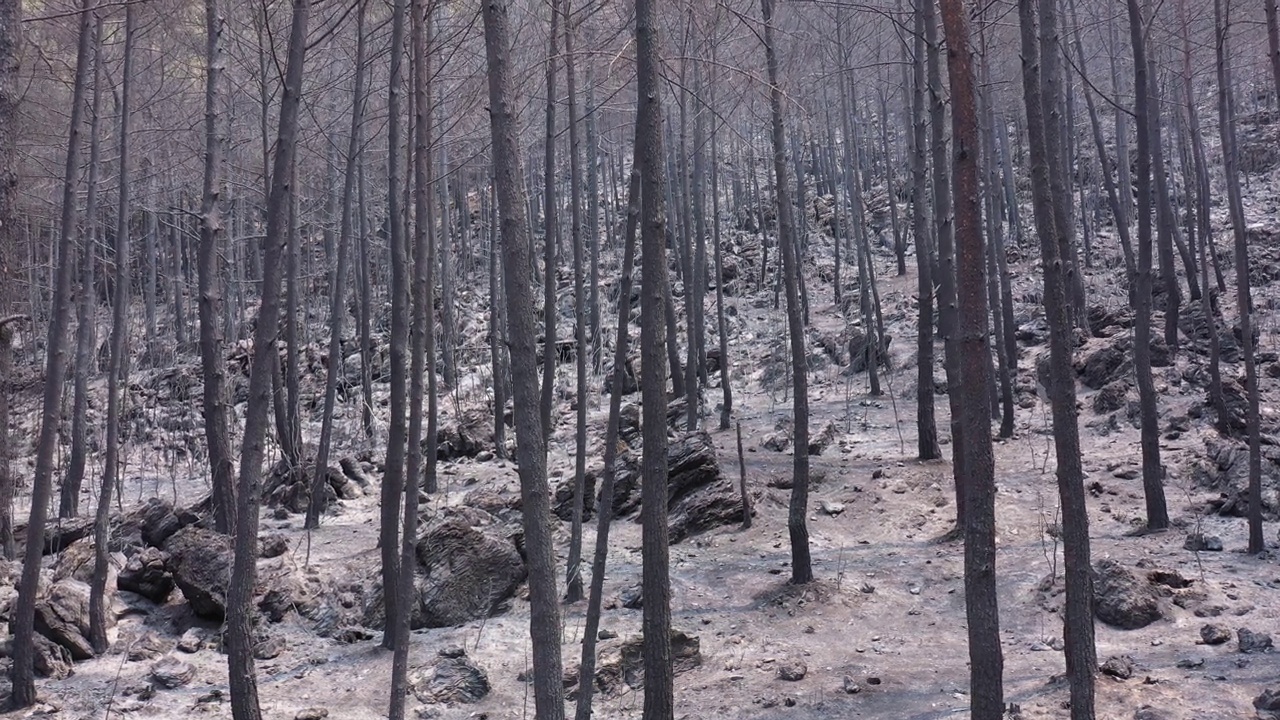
[609,432,743,543]
[365,518,525,631]
[1094,559,1161,630]
[593,630,701,697]
[140,498,184,548]
[117,546,174,603]
[263,460,353,516]
[33,580,99,661]
[163,526,232,620]
[1076,337,1132,390]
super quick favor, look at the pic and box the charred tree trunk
[911,0,941,461]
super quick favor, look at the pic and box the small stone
[598,628,618,640]
[819,500,845,516]
[475,451,495,462]
[176,629,203,653]
[842,675,861,694]
[1200,624,1232,645]
[777,658,807,681]
[150,656,196,689]
[253,635,286,660]
[1255,689,1280,713]
[438,646,466,659]
[859,583,875,594]
[1183,533,1224,552]
[295,709,329,720]
[1238,628,1273,654]
[260,533,290,559]
[1101,656,1134,680]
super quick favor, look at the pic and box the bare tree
[0,0,19,563]
[9,0,94,705]
[564,0,588,604]
[482,2,566,717]
[910,0,941,461]
[225,0,311,716]
[761,0,812,586]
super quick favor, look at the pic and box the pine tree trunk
[0,0,17,560]
[910,0,940,461]
[10,0,92,704]
[541,0,560,445]
[762,0,812,586]
[482,4,566,717]
[226,1,309,716]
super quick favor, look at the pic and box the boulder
[140,498,184,548]
[1200,624,1231,645]
[164,526,232,620]
[117,546,174,603]
[553,470,598,523]
[594,630,701,697]
[33,580,99,661]
[1257,688,1280,715]
[410,648,490,705]
[1094,559,1161,630]
[263,460,349,516]
[260,533,290,559]
[150,656,196,689]
[1076,338,1131,390]
[1093,381,1131,415]
[1239,628,1274,653]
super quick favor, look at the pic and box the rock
[1200,624,1232,645]
[260,533,290,559]
[1101,656,1134,680]
[410,650,490,705]
[594,630,701,697]
[1239,628,1274,653]
[164,526,232,620]
[364,518,525,631]
[21,634,74,679]
[435,413,490,461]
[176,629,204,653]
[762,430,790,452]
[117,546,174,603]
[1093,381,1131,415]
[1016,317,1048,346]
[151,656,196,689]
[263,460,341,516]
[620,584,643,609]
[819,500,845,516]
[1077,337,1132,390]
[609,431,742,543]
[1093,559,1161,629]
[553,470,598,523]
[15,515,95,557]
[1256,689,1280,713]
[1087,305,1131,337]
[253,635,286,660]
[295,709,330,720]
[1183,533,1224,552]
[1133,706,1174,720]
[808,421,838,456]
[140,498,184,548]
[52,539,99,584]
[126,632,171,661]
[602,357,639,395]
[842,675,861,694]
[33,579,98,660]
[777,658,808,681]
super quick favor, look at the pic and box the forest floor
[4,182,1280,720]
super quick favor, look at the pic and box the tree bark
[761,0,812,586]
[939,2,1004,716]
[482,3,566,717]
[10,0,92,705]
[910,0,941,461]
[226,0,309,716]
[541,0,561,445]
[0,0,20,563]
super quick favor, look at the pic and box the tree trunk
[89,2,135,655]
[226,0,309,716]
[911,0,941,461]
[379,0,409,650]
[306,0,366,531]
[575,162,640,720]
[64,15,104,520]
[562,0,588,604]
[541,0,561,446]
[939,2,1004,715]
[482,4,566,717]
[710,52,733,431]
[10,0,92,705]
[0,0,16,561]
[1266,0,1280,109]
[1020,0,1096,715]
[1213,0,1264,554]
[1127,0,1170,531]
[762,0,812,586]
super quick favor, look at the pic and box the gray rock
[1239,628,1274,653]
[117,546,174,603]
[410,651,490,705]
[777,658,808,681]
[33,580,97,660]
[1094,559,1161,630]
[295,709,329,720]
[1183,533,1224,552]
[164,526,232,620]
[1101,656,1134,680]
[1200,623,1232,645]
[259,533,290,559]
[150,656,196,689]
[1256,688,1280,713]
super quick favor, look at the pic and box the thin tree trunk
[1213,0,1264,554]
[0,0,18,562]
[306,0,366,531]
[910,0,940,461]
[541,0,561,445]
[710,51,733,431]
[226,0,309,716]
[1020,0,1096,715]
[64,15,104,520]
[9,0,93,705]
[482,4,566,717]
[1266,0,1280,109]
[762,0,812,586]
[562,0,588,604]
[90,5,135,654]
[1127,0,1170,531]
[575,163,639,720]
